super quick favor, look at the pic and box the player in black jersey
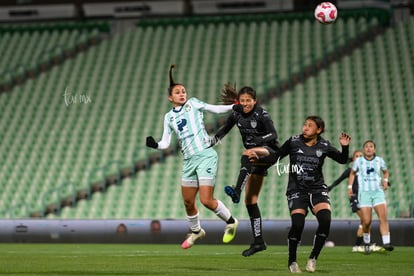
[213,84,280,257]
[328,150,366,251]
[249,116,351,273]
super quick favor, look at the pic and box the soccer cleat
[383,243,394,252]
[364,243,371,255]
[354,245,365,253]
[288,262,302,273]
[224,186,240,203]
[181,229,206,249]
[306,258,316,273]
[370,243,385,252]
[223,218,238,243]
[242,242,267,257]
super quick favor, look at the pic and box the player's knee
[183,199,196,211]
[199,198,215,210]
[240,155,251,166]
[288,213,305,240]
[316,209,331,236]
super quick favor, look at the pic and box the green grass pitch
[0,244,412,275]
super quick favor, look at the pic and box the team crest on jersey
[316,149,323,157]
[184,104,191,112]
[250,120,257,128]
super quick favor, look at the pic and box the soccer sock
[309,209,331,260]
[214,200,232,222]
[234,155,252,194]
[382,233,391,245]
[246,203,264,244]
[186,212,201,233]
[355,236,363,246]
[355,224,363,245]
[288,213,305,265]
[363,233,371,244]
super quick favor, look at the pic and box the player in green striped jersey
[349,140,394,253]
[146,65,239,249]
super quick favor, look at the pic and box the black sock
[355,236,363,246]
[234,155,252,194]
[288,213,305,265]
[309,209,331,260]
[246,204,264,244]
[288,238,300,265]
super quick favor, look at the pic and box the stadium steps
[0,21,110,93]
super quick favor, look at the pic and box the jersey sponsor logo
[297,155,319,164]
[366,167,375,174]
[177,119,187,131]
[297,149,304,154]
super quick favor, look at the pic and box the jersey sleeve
[327,143,349,164]
[214,112,236,140]
[380,157,387,170]
[351,157,360,172]
[157,113,172,149]
[328,167,351,191]
[204,103,233,114]
[191,97,233,114]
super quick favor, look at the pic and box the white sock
[363,233,370,244]
[186,212,201,233]
[214,200,231,222]
[382,233,390,245]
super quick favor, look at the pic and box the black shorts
[251,146,276,176]
[287,191,330,213]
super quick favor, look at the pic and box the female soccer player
[327,150,384,252]
[348,140,393,254]
[249,116,351,273]
[328,150,365,251]
[146,65,238,249]
[213,84,280,257]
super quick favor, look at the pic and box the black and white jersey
[264,134,349,194]
[215,105,279,150]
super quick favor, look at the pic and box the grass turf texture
[0,244,412,275]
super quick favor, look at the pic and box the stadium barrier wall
[0,219,413,246]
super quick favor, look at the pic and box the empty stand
[1,12,411,220]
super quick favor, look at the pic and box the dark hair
[168,64,183,95]
[238,86,256,100]
[363,140,376,148]
[305,115,325,134]
[350,149,363,162]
